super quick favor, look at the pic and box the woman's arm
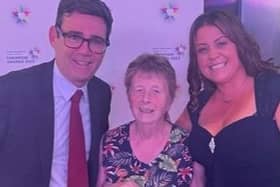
[96,136,106,187]
[190,162,206,187]
[176,106,193,132]
[274,103,280,131]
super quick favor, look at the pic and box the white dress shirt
[49,63,92,187]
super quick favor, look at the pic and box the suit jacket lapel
[88,79,102,152]
[87,78,105,186]
[36,60,55,186]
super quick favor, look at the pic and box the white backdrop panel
[0,0,203,128]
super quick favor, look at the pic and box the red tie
[67,90,89,187]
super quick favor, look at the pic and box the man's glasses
[56,26,109,54]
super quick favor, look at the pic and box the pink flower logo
[29,47,40,59]
[175,44,186,55]
[161,3,179,21]
[12,5,31,24]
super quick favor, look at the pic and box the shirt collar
[53,62,88,102]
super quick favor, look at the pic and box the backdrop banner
[0,0,203,128]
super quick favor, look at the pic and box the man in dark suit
[0,0,113,186]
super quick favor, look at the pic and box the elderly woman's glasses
[56,26,109,54]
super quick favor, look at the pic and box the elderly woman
[177,11,280,187]
[97,54,193,187]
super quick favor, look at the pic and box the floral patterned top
[102,122,193,187]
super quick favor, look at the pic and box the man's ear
[49,26,58,47]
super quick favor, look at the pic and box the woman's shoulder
[170,123,191,142]
[256,71,280,86]
[187,89,213,114]
[255,71,280,117]
[172,123,190,133]
[104,122,131,138]
[255,71,280,95]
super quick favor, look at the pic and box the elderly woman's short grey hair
[125,53,177,101]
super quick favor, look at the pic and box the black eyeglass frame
[55,26,109,54]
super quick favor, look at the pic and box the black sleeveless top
[188,72,280,187]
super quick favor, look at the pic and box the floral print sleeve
[102,122,193,187]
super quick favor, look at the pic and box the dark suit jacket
[0,60,111,187]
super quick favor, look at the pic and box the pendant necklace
[209,137,216,154]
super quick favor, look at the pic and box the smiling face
[49,12,107,87]
[128,71,172,126]
[195,25,246,85]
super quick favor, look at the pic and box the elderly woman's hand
[103,180,139,187]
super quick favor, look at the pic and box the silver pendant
[209,137,216,154]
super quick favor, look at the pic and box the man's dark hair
[55,0,113,45]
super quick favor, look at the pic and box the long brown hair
[187,10,279,112]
